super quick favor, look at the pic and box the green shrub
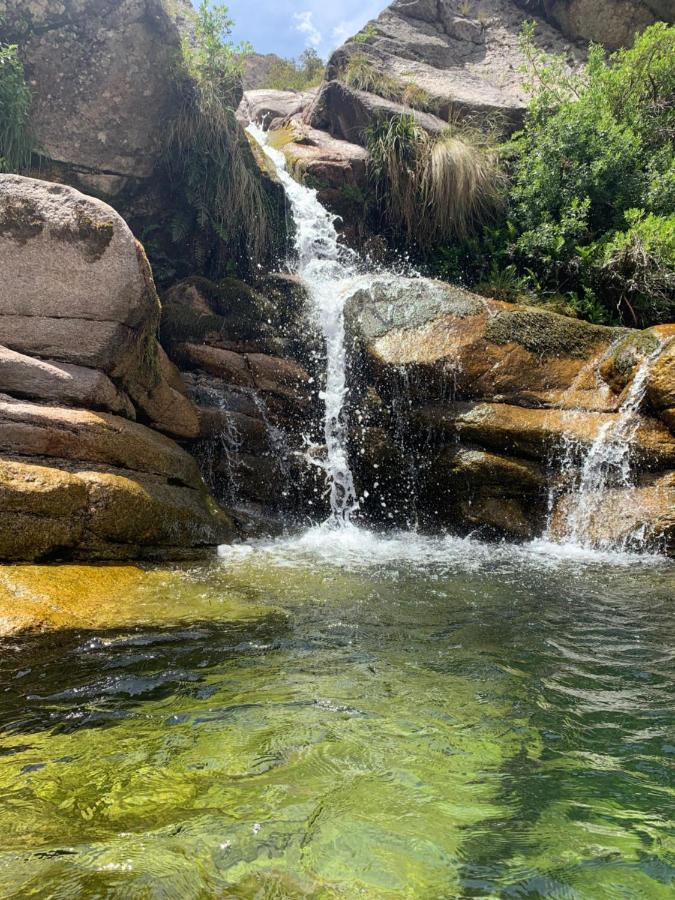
[593,211,675,324]
[0,40,32,172]
[261,49,324,91]
[352,24,378,44]
[476,21,675,327]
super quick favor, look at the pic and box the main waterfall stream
[0,134,672,899]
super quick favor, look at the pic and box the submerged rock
[0,563,281,636]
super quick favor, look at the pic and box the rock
[268,122,370,232]
[0,457,232,562]
[238,89,318,129]
[0,345,134,418]
[422,446,547,539]
[76,469,231,553]
[646,329,675,420]
[306,80,448,146]
[0,2,287,277]
[415,402,675,468]
[0,174,199,438]
[242,53,286,90]
[0,563,276,636]
[315,0,589,137]
[161,276,283,353]
[344,276,674,542]
[0,396,202,488]
[173,343,256,387]
[0,0,194,196]
[0,459,87,560]
[515,0,673,51]
[0,175,157,374]
[129,346,200,440]
[346,278,625,411]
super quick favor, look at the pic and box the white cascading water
[248,123,372,525]
[554,344,664,549]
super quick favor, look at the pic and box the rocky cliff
[0,175,233,560]
[345,279,675,551]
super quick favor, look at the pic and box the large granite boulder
[307,0,588,137]
[0,0,194,198]
[0,175,230,560]
[0,1,287,279]
[0,175,198,438]
[345,278,675,548]
[514,1,673,50]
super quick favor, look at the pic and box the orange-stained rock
[0,396,202,487]
[347,278,626,412]
[414,402,675,468]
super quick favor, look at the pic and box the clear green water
[1,529,674,898]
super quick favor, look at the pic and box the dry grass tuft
[366,113,506,245]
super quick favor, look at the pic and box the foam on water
[219,523,668,572]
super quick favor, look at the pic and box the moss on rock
[485,309,622,358]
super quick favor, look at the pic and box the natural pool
[0,529,673,898]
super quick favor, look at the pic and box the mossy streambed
[0,529,673,898]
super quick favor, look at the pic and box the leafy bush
[261,49,324,91]
[0,40,32,172]
[499,21,675,326]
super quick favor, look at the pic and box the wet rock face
[0,175,231,561]
[161,276,327,530]
[345,278,675,549]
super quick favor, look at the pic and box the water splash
[248,123,371,525]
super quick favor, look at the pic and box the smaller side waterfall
[553,344,663,549]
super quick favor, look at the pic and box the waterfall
[248,124,369,526]
[553,345,663,549]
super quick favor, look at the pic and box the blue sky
[196,1,386,59]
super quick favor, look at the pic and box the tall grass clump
[164,1,282,278]
[341,54,434,112]
[0,40,32,172]
[366,114,504,246]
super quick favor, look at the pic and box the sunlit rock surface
[0,176,231,560]
[345,278,675,547]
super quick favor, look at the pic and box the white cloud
[294,11,322,48]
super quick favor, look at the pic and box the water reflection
[0,536,673,897]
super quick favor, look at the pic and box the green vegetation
[352,23,379,44]
[162,1,282,280]
[467,22,674,327]
[0,40,32,172]
[341,54,435,113]
[366,113,504,245]
[260,49,324,91]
